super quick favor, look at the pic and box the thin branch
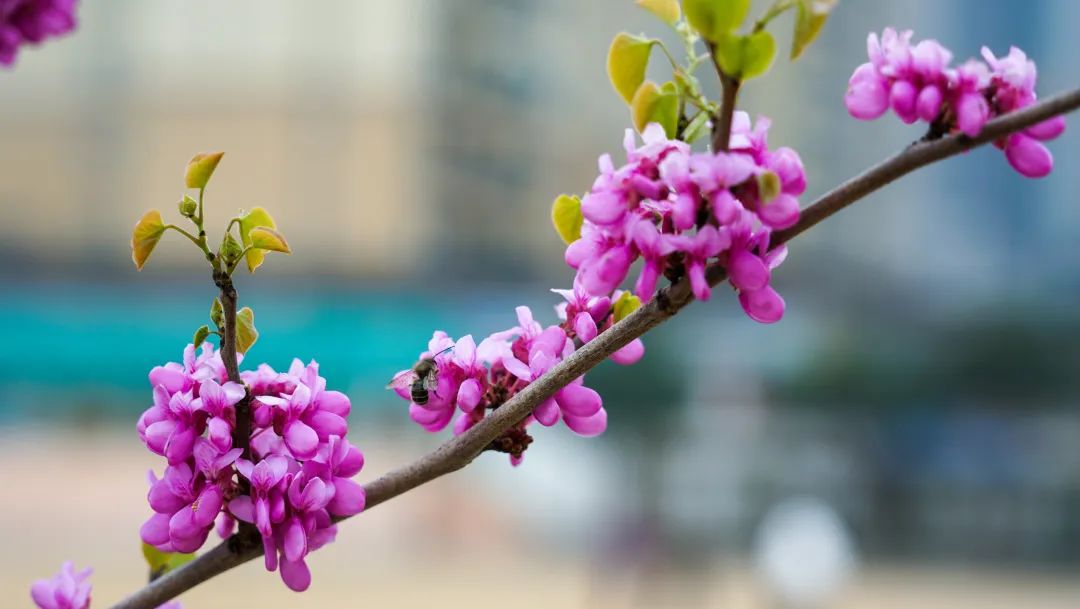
[706,40,740,153]
[211,269,260,548]
[108,85,1080,609]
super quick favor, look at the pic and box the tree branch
[211,270,260,551]
[706,41,740,153]
[108,85,1080,609]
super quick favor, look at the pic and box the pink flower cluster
[30,562,180,609]
[394,302,644,464]
[137,343,365,592]
[845,28,1066,178]
[1,0,77,66]
[567,119,802,324]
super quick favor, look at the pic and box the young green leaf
[142,542,195,581]
[613,291,643,322]
[630,81,679,138]
[636,0,681,25]
[791,0,836,60]
[239,207,279,273]
[741,30,777,79]
[220,232,243,264]
[683,0,750,42]
[210,297,224,330]
[248,226,292,254]
[681,111,712,143]
[236,306,258,354]
[184,152,224,189]
[193,324,211,348]
[711,31,776,80]
[131,210,166,271]
[607,33,656,104]
[551,194,584,244]
[757,170,782,202]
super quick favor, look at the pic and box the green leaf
[551,194,584,245]
[636,0,681,25]
[131,210,166,271]
[607,33,655,104]
[220,232,243,264]
[630,81,679,138]
[238,207,279,273]
[193,324,210,348]
[741,30,777,79]
[184,152,224,189]
[757,170,781,202]
[613,292,643,322]
[142,542,195,581]
[248,226,292,254]
[791,0,836,60]
[683,0,750,42]
[236,306,258,354]
[712,31,776,80]
[210,298,224,330]
[681,111,712,143]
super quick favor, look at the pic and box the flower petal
[533,397,560,426]
[556,383,602,417]
[328,478,366,517]
[563,407,608,437]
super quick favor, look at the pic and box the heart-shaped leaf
[636,0,681,25]
[131,210,166,271]
[681,111,712,143]
[184,152,224,189]
[683,0,750,42]
[742,30,777,79]
[193,325,211,348]
[238,207,279,273]
[142,542,195,581]
[607,33,655,104]
[236,306,258,354]
[613,291,643,322]
[712,31,776,80]
[631,81,679,138]
[249,227,292,254]
[791,0,836,60]
[552,194,584,244]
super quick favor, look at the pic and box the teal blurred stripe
[0,280,496,418]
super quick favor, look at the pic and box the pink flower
[846,29,1063,178]
[30,562,91,609]
[1,0,78,67]
[138,344,364,592]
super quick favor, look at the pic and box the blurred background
[3,1,1080,608]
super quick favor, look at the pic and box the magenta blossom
[30,562,91,609]
[395,302,627,463]
[30,563,180,609]
[1,0,77,67]
[562,121,800,323]
[138,343,365,592]
[845,28,1064,178]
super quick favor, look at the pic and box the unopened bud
[178,195,198,218]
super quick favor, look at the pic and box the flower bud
[178,195,198,218]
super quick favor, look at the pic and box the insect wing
[422,365,440,391]
[386,369,418,390]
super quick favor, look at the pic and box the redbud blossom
[565,121,800,322]
[0,0,77,67]
[138,343,365,592]
[845,28,1065,178]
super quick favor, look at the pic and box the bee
[386,345,454,405]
